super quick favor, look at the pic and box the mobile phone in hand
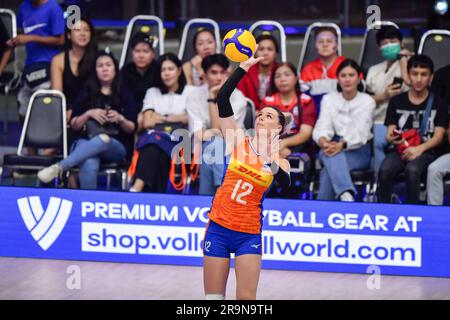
[393,129,402,141]
[392,77,403,87]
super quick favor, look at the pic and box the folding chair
[297,22,342,73]
[2,90,67,186]
[359,21,400,76]
[249,20,287,63]
[178,18,221,62]
[0,8,21,134]
[351,170,376,202]
[119,15,164,69]
[418,29,450,72]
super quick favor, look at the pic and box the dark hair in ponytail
[262,106,289,135]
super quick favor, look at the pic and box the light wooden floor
[1,257,449,300]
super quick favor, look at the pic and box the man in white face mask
[365,25,414,178]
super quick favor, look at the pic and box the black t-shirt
[72,87,138,160]
[0,19,9,57]
[120,62,156,110]
[385,91,449,154]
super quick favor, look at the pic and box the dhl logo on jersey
[228,157,273,187]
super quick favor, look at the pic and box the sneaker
[339,191,355,202]
[38,164,62,184]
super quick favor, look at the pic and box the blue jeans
[317,144,372,200]
[59,135,126,189]
[374,124,388,176]
[199,136,227,195]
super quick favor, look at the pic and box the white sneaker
[339,191,355,202]
[129,188,139,192]
[38,164,62,184]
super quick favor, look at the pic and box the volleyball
[223,28,257,62]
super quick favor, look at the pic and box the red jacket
[237,62,278,109]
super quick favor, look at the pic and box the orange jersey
[208,137,274,234]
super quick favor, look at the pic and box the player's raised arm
[216,54,264,141]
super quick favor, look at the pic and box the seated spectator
[37,50,138,189]
[130,53,192,193]
[261,62,316,158]
[120,32,156,110]
[365,25,413,176]
[237,34,279,109]
[427,116,450,206]
[431,64,450,106]
[313,59,375,201]
[300,26,361,110]
[182,28,216,86]
[51,17,97,119]
[186,53,247,195]
[378,55,448,204]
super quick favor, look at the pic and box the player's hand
[239,45,264,72]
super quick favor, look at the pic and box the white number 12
[230,179,253,205]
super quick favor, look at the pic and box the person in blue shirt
[6,0,65,124]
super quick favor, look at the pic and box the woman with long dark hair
[182,29,217,86]
[38,49,138,189]
[51,17,97,114]
[313,59,375,201]
[129,52,192,193]
[261,62,317,158]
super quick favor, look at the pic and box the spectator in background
[130,53,192,193]
[365,25,413,176]
[300,26,346,109]
[182,28,217,86]
[186,53,247,195]
[37,49,138,189]
[0,18,12,78]
[51,17,97,118]
[261,62,316,158]
[427,65,450,205]
[8,0,65,123]
[313,59,375,202]
[431,64,450,106]
[427,115,450,206]
[378,55,448,204]
[120,32,156,110]
[237,34,279,109]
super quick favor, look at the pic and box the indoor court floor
[1,257,450,300]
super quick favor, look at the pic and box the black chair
[249,20,287,63]
[1,90,67,186]
[297,22,342,74]
[70,160,129,191]
[178,18,221,63]
[351,170,376,202]
[359,21,400,76]
[418,29,450,72]
[119,15,164,69]
[288,152,313,199]
[444,173,450,203]
[0,8,21,134]
[243,98,256,130]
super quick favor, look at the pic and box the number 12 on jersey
[230,179,253,204]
